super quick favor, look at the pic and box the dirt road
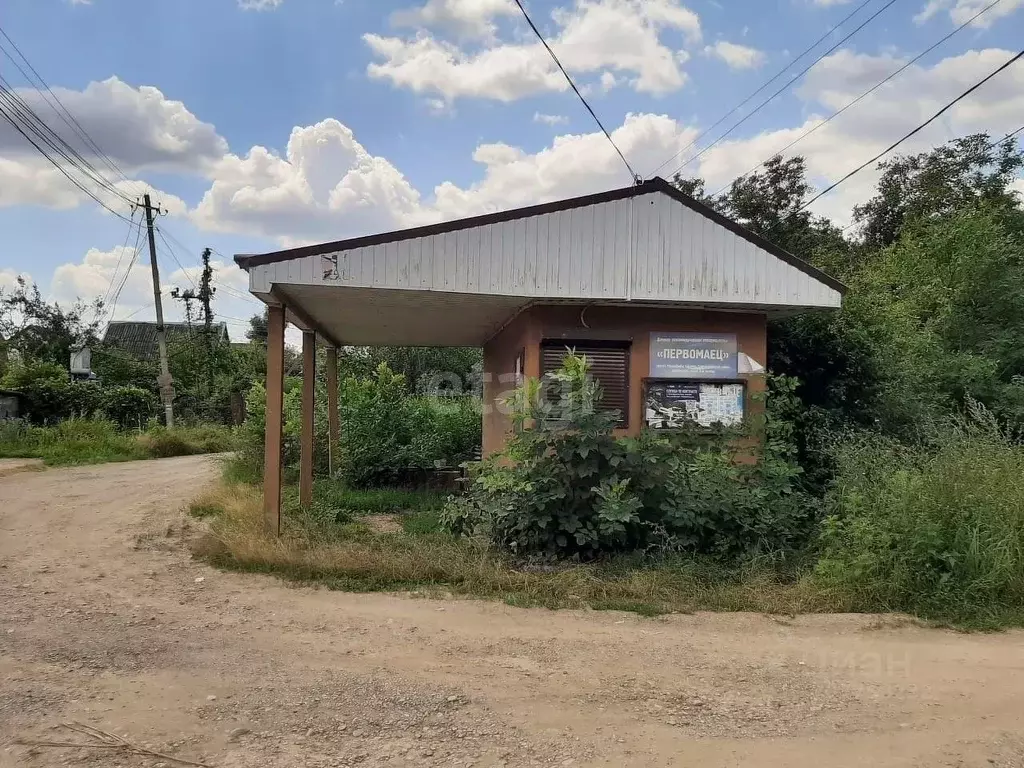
[1,456,1023,768]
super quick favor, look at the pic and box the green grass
[0,418,239,467]
[815,411,1024,630]
[189,408,1024,630]
[401,509,444,536]
[304,482,447,516]
[189,478,833,618]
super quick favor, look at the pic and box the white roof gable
[238,178,843,312]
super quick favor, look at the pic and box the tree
[670,175,722,209]
[718,156,849,265]
[246,310,268,345]
[853,133,1024,248]
[0,277,102,371]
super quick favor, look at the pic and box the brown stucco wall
[481,310,541,456]
[482,304,768,454]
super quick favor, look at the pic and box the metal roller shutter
[541,342,630,426]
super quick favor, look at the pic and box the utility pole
[142,193,175,428]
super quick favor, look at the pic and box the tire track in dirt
[1,455,1022,767]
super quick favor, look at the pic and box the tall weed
[815,404,1024,626]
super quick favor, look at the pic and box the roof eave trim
[233,176,847,296]
[232,180,662,270]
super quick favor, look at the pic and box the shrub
[138,424,238,458]
[1,360,103,424]
[338,364,410,487]
[234,364,482,488]
[814,402,1024,625]
[442,355,814,559]
[101,385,156,430]
[0,418,143,465]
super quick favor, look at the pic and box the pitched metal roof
[102,321,229,359]
[234,176,845,295]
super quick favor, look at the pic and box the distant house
[0,389,23,420]
[102,321,229,360]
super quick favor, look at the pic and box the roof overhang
[237,177,845,347]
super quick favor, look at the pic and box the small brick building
[235,177,844,530]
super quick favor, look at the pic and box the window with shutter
[540,341,630,427]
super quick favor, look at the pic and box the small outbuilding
[102,320,229,360]
[235,177,844,532]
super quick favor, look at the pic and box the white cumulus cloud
[191,119,426,246]
[0,77,226,173]
[0,78,225,214]
[51,244,154,313]
[534,112,569,126]
[391,0,518,39]
[365,0,702,102]
[704,41,765,69]
[188,46,1024,245]
[913,0,1024,26]
[238,0,283,10]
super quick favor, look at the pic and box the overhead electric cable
[0,75,134,204]
[511,0,639,182]
[155,226,198,289]
[0,95,134,223]
[711,0,1006,197]
[105,238,144,323]
[656,0,904,181]
[648,0,884,178]
[797,49,1024,213]
[101,208,141,310]
[0,24,139,194]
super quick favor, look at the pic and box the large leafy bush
[1,360,101,424]
[442,354,813,559]
[101,385,156,430]
[815,402,1024,624]
[338,364,481,487]
[237,363,482,488]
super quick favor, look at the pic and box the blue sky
[1,0,1022,339]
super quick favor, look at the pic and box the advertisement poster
[649,333,738,379]
[644,381,745,429]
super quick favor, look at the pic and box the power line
[656,0,903,181]
[0,24,141,196]
[105,238,144,324]
[836,124,1024,237]
[511,0,639,182]
[798,49,1024,214]
[101,208,141,310]
[648,0,882,178]
[162,238,260,305]
[155,226,198,289]
[0,74,134,205]
[0,92,134,223]
[711,0,1006,197]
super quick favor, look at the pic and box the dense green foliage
[1,360,102,424]
[236,362,481,488]
[817,405,1024,627]
[100,385,157,429]
[0,418,238,466]
[443,355,813,559]
[8,131,1024,627]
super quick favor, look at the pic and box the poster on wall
[649,333,738,379]
[644,381,745,429]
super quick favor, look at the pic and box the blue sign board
[649,333,738,379]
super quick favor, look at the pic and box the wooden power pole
[141,193,175,428]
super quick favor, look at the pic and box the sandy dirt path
[1,455,1023,768]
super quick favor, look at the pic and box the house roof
[235,176,845,295]
[102,321,229,360]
